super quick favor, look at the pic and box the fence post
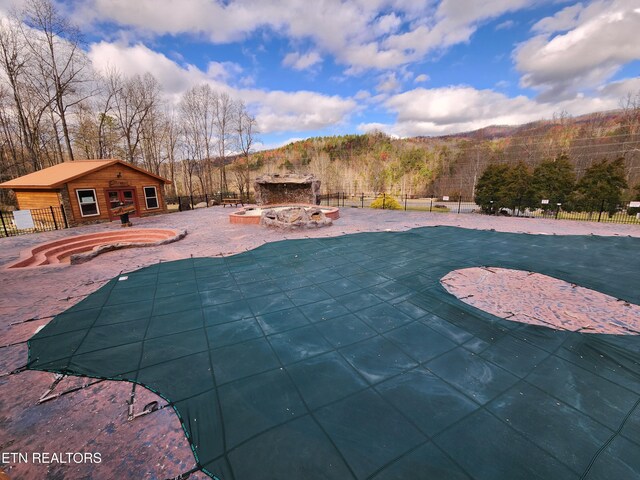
[49,205,58,230]
[178,196,182,212]
[60,204,69,228]
[404,194,407,211]
[190,195,194,210]
[382,193,386,210]
[0,211,8,237]
[205,193,209,207]
[429,198,433,212]
[457,196,462,214]
[597,199,605,222]
[555,203,561,220]
[361,193,364,208]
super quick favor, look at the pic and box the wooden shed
[0,159,171,225]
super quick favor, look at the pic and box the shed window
[76,189,99,217]
[144,186,159,209]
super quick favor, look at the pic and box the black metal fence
[165,192,249,211]
[321,193,640,225]
[522,200,640,224]
[0,205,68,237]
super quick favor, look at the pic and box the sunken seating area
[8,229,186,268]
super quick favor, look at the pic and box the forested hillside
[245,106,640,199]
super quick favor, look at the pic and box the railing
[0,205,69,237]
[165,193,250,211]
[320,193,640,225]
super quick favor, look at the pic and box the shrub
[370,194,402,210]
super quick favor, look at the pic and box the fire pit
[260,206,332,229]
[229,173,339,225]
[229,205,339,225]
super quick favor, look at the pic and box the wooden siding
[65,163,167,223]
[15,190,62,210]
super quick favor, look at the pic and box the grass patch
[405,206,451,213]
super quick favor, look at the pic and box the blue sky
[4,0,640,149]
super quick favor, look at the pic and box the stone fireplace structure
[254,173,320,205]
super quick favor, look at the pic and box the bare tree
[20,0,92,161]
[140,101,170,175]
[161,107,179,196]
[619,91,640,187]
[92,69,120,159]
[620,91,640,137]
[109,71,160,164]
[179,84,218,193]
[214,91,233,192]
[234,100,257,197]
[0,17,46,170]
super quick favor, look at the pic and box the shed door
[106,188,138,219]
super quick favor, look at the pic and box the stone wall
[254,173,320,205]
[60,185,77,226]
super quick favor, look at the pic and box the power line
[490,138,640,151]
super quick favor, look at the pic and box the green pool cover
[28,227,640,479]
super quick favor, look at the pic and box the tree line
[0,0,256,206]
[474,155,639,216]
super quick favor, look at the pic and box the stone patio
[1,206,639,479]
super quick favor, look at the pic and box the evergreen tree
[572,158,628,215]
[530,154,575,210]
[501,161,533,213]
[474,163,509,213]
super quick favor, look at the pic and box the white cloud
[435,0,532,27]
[515,0,640,100]
[495,19,515,30]
[89,42,216,98]
[358,85,622,137]
[282,51,322,71]
[598,77,640,99]
[376,72,401,93]
[88,41,356,134]
[243,89,357,133]
[414,74,430,83]
[382,0,535,66]
[531,3,585,34]
[72,0,538,73]
[373,13,402,36]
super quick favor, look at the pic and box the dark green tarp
[28,227,640,479]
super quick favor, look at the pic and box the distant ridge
[421,110,625,141]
